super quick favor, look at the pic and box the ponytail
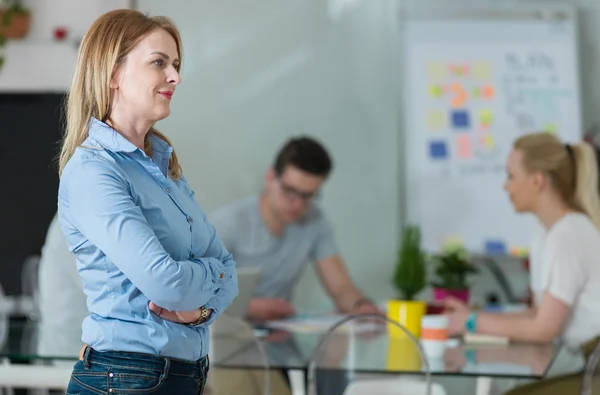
[572,142,600,229]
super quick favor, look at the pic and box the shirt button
[166,187,171,193]
[109,373,114,377]
[187,216,193,223]
[190,253,195,259]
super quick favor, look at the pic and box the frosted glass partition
[136,0,402,309]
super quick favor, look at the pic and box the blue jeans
[66,346,209,394]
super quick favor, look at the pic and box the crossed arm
[65,161,238,325]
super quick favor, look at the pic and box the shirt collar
[88,117,139,153]
[87,117,174,177]
[88,117,174,157]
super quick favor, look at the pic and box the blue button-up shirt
[58,118,238,361]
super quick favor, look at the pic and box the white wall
[136,0,402,310]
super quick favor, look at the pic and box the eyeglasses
[277,179,321,203]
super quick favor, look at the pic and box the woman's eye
[153,59,165,67]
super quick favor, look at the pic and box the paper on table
[264,314,380,334]
[463,332,509,345]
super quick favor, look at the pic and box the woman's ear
[110,75,119,89]
[110,66,122,89]
[532,170,547,192]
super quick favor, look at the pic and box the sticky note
[482,85,495,99]
[457,134,472,159]
[485,240,507,255]
[544,124,557,134]
[510,247,529,257]
[479,133,495,150]
[479,109,493,127]
[427,110,446,130]
[450,83,467,107]
[429,85,443,98]
[428,63,445,79]
[473,62,491,79]
[451,110,470,129]
[429,140,449,160]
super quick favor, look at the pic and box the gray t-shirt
[209,196,338,300]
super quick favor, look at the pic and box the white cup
[420,314,449,359]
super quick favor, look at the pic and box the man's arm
[315,255,371,313]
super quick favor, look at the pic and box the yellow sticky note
[510,247,529,257]
[473,62,491,79]
[544,124,557,134]
[428,85,443,98]
[479,109,493,126]
[480,134,495,149]
[427,110,446,130]
[428,63,445,79]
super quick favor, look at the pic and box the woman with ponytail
[444,132,600,394]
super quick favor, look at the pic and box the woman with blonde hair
[445,132,600,394]
[58,9,238,394]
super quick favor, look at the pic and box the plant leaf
[2,11,12,27]
[393,225,427,300]
[0,56,5,70]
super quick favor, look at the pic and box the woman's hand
[148,302,209,324]
[443,297,471,336]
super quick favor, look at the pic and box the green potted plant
[431,246,478,303]
[392,224,427,300]
[0,0,31,70]
[388,225,427,337]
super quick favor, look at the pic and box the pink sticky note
[457,135,472,159]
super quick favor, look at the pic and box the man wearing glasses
[209,136,380,322]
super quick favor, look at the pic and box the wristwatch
[187,306,211,326]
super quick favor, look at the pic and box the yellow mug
[386,299,426,338]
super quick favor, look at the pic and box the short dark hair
[273,136,333,177]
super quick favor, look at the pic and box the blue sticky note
[451,110,470,129]
[429,141,448,159]
[485,240,507,255]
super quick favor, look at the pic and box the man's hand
[246,298,295,322]
[353,300,384,316]
[148,302,209,324]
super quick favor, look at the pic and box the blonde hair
[58,9,183,179]
[514,132,600,229]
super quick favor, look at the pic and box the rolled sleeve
[192,218,239,327]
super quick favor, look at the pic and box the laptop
[211,266,261,336]
[223,266,261,318]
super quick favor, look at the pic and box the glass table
[0,317,577,395]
